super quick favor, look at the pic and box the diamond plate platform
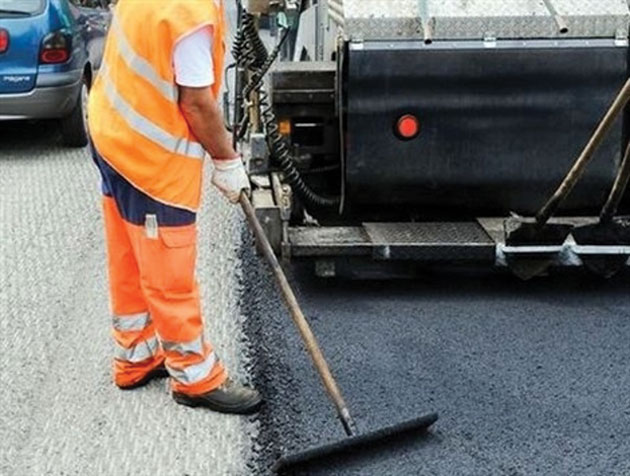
[364,222,495,261]
[289,227,372,257]
[288,219,630,271]
[328,0,630,40]
[364,222,494,245]
[289,222,496,262]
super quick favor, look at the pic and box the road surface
[0,121,257,475]
[242,256,630,475]
[2,5,630,475]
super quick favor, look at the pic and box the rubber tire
[60,76,89,148]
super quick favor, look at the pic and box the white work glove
[211,157,250,204]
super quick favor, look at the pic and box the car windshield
[0,0,45,15]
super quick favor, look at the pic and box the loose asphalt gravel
[242,254,630,475]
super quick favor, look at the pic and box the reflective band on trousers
[110,16,177,103]
[100,64,206,161]
[115,336,159,363]
[167,352,217,385]
[112,312,152,332]
[161,334,204,356]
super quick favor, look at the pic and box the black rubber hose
[232,8,265,64]
[235,27,290,141]
[232,4,340,208]
[232,11,267,68]
[260,90,340,207]
[243,13,269,68]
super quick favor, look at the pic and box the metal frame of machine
[236,0,630,278]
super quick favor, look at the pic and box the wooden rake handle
[536,78,630,226]
[239,193,357,436]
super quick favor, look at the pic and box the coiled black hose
[235,27,289,141]
[244,14,269,68]
[232,14,257,67]
[232,11,267,69]
[233,5,340,208]
[259,90,340,207]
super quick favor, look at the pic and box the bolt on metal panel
[331,0,630,40]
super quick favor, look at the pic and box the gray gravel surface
[0,122,256,476]
[241,249,630,475]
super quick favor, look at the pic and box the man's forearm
[179,86,238,159]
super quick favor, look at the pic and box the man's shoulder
[159,0,221,26]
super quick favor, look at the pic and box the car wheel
[61,76,90,148]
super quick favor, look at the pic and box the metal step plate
[288,217,630,267]
[364,222,495,261]
[289,227,372,257]
[289,222,495,261]
[288,219,630,272]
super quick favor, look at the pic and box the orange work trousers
[102,196,226,394]
[90,130,229,396]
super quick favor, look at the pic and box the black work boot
[117,363,169,390]
[172,378,262,414]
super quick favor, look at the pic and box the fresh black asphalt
[240,235,630,475]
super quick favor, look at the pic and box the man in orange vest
[87,0,262,414]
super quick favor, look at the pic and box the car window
[0,0,45,15]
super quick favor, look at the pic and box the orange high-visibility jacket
[88,0,226,211]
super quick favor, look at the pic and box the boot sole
[173,392,263,415]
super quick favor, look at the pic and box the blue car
[0,0,110,146]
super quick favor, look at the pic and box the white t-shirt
[173,26,215,88]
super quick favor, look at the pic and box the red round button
[396,114,420,139]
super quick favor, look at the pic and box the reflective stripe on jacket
[88,0,227,211]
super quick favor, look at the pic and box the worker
[87,0,262,414]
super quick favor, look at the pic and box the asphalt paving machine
[232,0,630,279]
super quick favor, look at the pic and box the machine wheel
[60,76,89,148]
